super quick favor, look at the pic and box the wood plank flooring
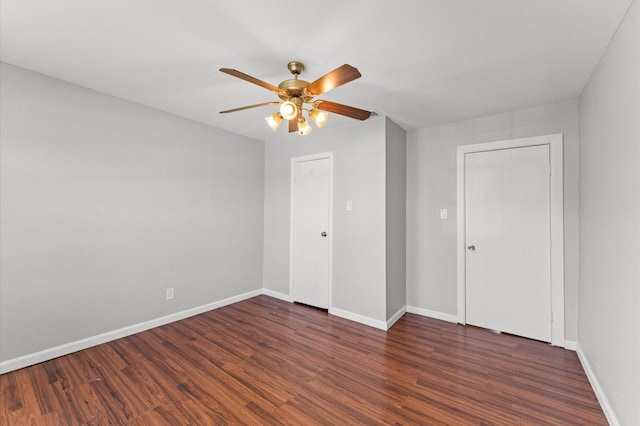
[1,295,607,425]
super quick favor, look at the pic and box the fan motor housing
[278,79,309,99]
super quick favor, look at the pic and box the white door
[292,157,330,309]
[465,145,551,342]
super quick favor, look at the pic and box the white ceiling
[1,0,633,142]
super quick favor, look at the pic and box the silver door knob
[467,245,475,251]
[321,232,327,237]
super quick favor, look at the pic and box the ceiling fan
[219,61,372,135]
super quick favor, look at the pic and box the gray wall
[0,63,265,362]
[578,1,640,424]
[385,119,407,319]
[263,117,389,321]
[406,98,580,341]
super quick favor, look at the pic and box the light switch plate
[346,200,353,211]
[440,208,448,219]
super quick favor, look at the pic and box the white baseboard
[262,288,292,302]
[0,289,262,374]
[262,292,404,331]
[329,307,388,330]
[576,343,619,426]
[564,340,577,351]
[387,305,407,329]
[407,305,458,323]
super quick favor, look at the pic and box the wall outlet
[440,208,448,219]
[166,288,174,300]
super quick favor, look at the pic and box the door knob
[321,232,327,237]
[467,245,475,251]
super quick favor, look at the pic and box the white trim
[262,288,292,302]
[0,289,262,374]
[407,306,459,323]
[456,134,565,346]
[457,148,466,324]
[289,152,334,310]
[329,307,387,330]
[564,340,577,351]
[386,306,407,329]
[548,137,565,346]
[576,343,620,426]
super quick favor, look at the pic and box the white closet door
[292,158,330,309]
[465,144,551,342]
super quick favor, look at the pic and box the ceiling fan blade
[305,64,361,96]
[315,100,371,121]
[289,118,297,133]
[220,68,282,93]
[219,102,279,114]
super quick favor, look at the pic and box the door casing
[289,152,334,309]
[456,134,565,346]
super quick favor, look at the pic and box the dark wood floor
[1,295,606,425]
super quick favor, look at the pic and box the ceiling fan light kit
[309,108,328,128]
[297,117,312,135]
[219,61,371,136]
[279,101,298,120]
[265,112,283,131]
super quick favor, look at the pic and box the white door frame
[289,152,334,309]
[456,134,565,346]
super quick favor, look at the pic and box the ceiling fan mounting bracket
[287,61,305,76]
